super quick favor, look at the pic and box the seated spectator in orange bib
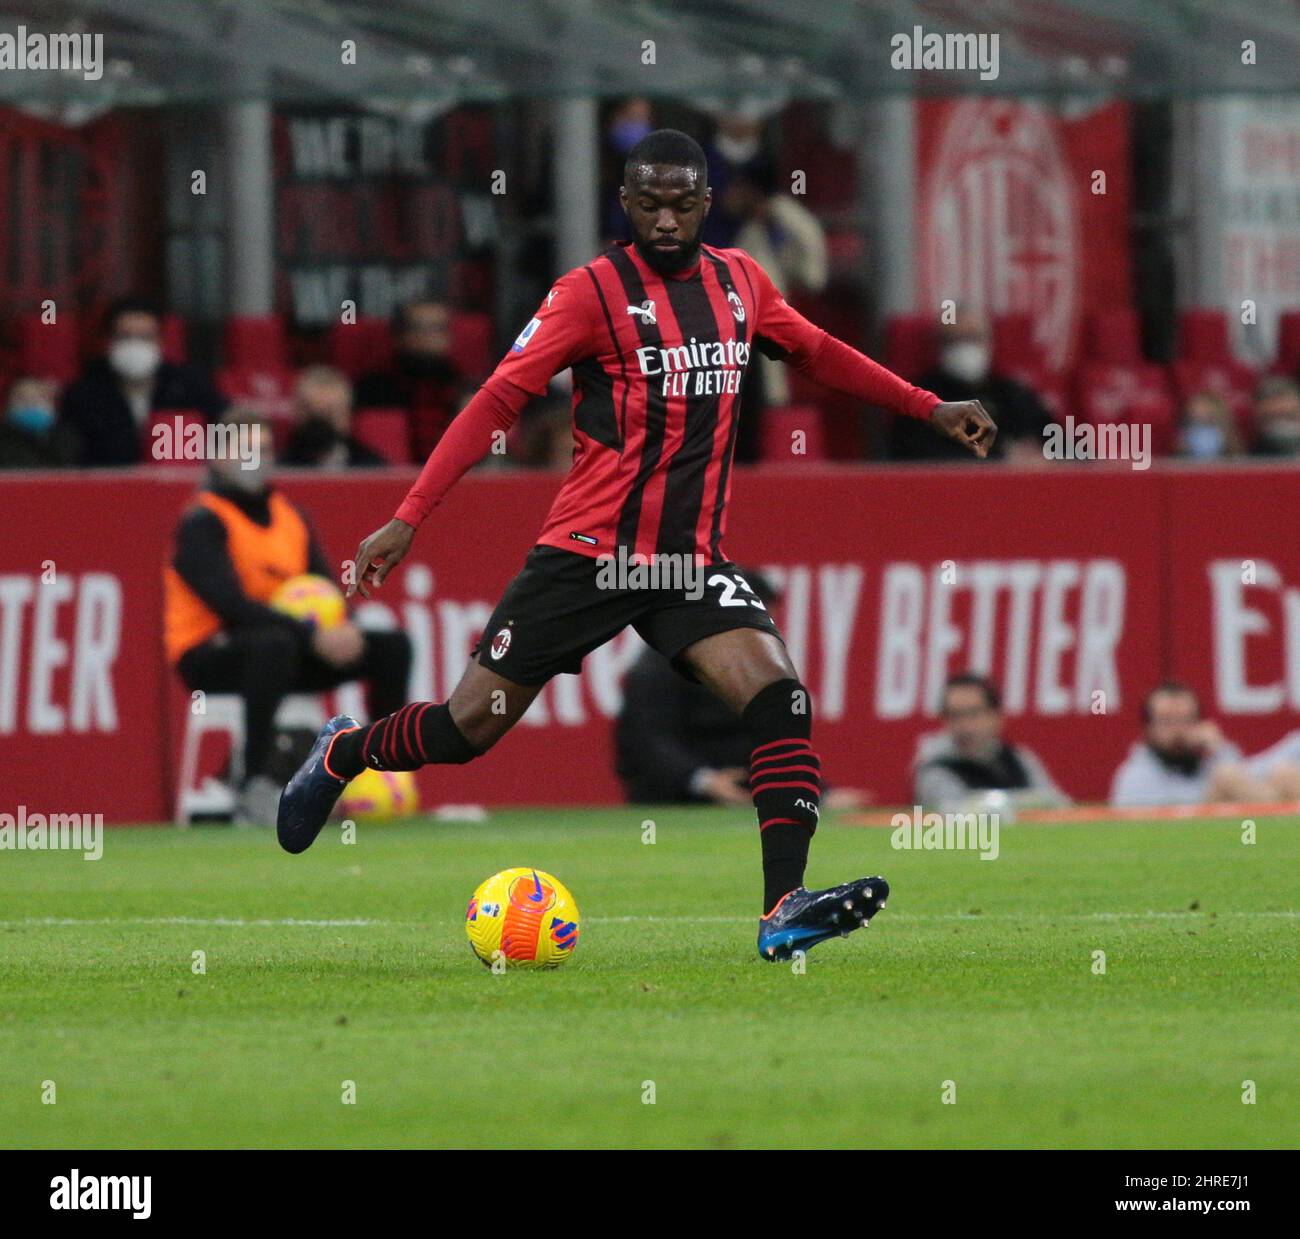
[281,366,386,469]
[164,409,411,822]
[59,296,226,466]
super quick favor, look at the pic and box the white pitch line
[0,910,1295,929]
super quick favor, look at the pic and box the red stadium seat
[224,314,288,371]
[1178,308,1232,362]
[1084,308,1143,365]
[161,314,188,364]
[992,312,1042,373]
[760,405,827,463]
[353,406,412,464]
[884,314,936,380]
[18,311,80,384]
[450,312,494,380]
[329,317,393,379]
[1273,309,1300,376]
[1074,362,1177,455]
[217,366,296,421]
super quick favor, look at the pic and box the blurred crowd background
[2,1,1299,476]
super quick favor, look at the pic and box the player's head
[940,672,1004,757]
[1141,682,1201,756]
[620,128,711,275]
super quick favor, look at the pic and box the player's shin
[742,678,821,914]
[326,701,479,778]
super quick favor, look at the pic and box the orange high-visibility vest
[163,490,310,663]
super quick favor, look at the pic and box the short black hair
[103,295,163,335]
[1141,681,1200,724]
[943,671,1001,712]
[623,128,708,186]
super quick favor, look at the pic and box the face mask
[8,405,54,435]
[941,341,991,385]
[716,132,759,165]
[108,338,161,382]
[1182,422,1225,459]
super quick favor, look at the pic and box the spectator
[282,366,385,469]
[890,307,1053,463]
[164,407,412,823]
[615,569,866,807]
[356,301,464,462]
[1109,683,1244,807]
[726,159,829,428]
[1176,391,1241,459]
[1249,376,1300,457]
[59,297,225,466]
[913,672,1069,811]
[0,377,76,468]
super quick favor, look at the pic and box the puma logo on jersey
[626,299,656,325]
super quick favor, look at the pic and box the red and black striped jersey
[396,241,939,563]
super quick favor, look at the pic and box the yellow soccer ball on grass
[270,573,346,630]
[466,868,580,969]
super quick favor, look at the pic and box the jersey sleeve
[491,266,603,397]
[742,252,940,421]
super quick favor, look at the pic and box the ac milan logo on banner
[919,100,1080,372]
[490,627,512,659]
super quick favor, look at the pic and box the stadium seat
[992,312,1042,373]
[1170,307,1256,438]
[161,313,188,364]
[18,311,80,384]
[217,365,297,421]
[1074,362,1177,455]
[175,693,326,824]
[329,317,394,378]
[760,405,828,463]
[224,314,288,371]
[1084,308,1143,365]
[353,407,412,464]
[1273,309,1300,376]
[884,314,936,380]
[450,312,494,380]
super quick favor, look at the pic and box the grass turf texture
[1,810,1296,1149]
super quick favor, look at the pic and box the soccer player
[278,130,996,960]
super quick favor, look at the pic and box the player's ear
[701,186,712,219]
[618,185,629,217]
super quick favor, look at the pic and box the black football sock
[327,702,479,778]
[742,678,821,914]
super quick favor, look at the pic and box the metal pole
[225,99,275,316]
[553,97,600,276]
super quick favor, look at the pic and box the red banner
[1,465,1297,822]
[916,98,1132,372]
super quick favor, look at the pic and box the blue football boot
[276,714,360,854]
[757,876,889,961]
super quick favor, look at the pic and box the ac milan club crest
[490,627,512,659]
[727,289,746,322]
[919,100,1080,372]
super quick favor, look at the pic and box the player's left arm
[743,255,996,458]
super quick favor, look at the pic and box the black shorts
[472,545,785,686]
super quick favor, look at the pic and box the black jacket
[59,358,227,467]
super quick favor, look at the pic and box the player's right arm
[347,269,601,597]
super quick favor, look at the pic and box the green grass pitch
[1,809,1296,1149]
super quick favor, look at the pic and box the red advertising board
[1,465,1297,822]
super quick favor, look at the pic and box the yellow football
[465,868,580,969]
[270,573,346,630]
